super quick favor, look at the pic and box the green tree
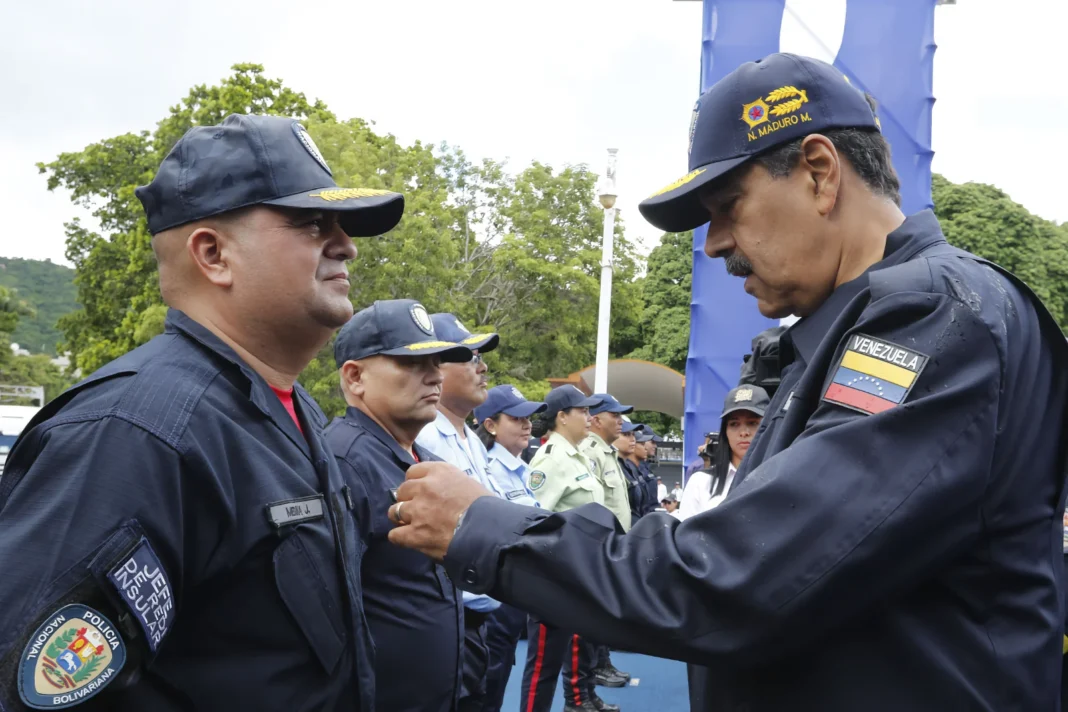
[0,355,74,403]
[0,258,78,356]
[39,65,649,420]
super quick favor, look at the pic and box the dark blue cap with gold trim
[334,299,472,366]
[431,313,500,353]
[135,114,405,237]
[639,53,880,234]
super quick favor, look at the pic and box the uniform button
[463,568,478,585]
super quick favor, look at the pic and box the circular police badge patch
[528,471,546,490]
[19,604,126,709]
[292,122,332,176]
[410,304,434,335]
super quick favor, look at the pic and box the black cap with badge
[135,114,405,237]
[334,299,472,366]
[430,313,500,353]
[638,53,881,234]
[721,385,771,419]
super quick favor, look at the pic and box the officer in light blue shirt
[474,385,547,509]
[415,312,503,712]
[471,385,547,712]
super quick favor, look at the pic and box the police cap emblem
[510,386,524,400]
[734,387,753,403]
[292,122,332,176]
[19,604,126,709]
[410,304,434,335]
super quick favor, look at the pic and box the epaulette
[544,444,554,455]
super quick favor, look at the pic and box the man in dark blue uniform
[631,427,659,515]
[387,53,1068,710]
[0,114,403,711]
[325,299,473,712]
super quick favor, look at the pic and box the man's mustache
[724,252,753,277]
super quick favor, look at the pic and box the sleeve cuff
[443,495,546,594]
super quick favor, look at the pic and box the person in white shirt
[671,482,683,500]
[678,385,769,520]
[656,477,668,503]
[414,312,503,712]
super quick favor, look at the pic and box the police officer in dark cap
[385,52,1068,711]
[0,114,402,711]
[325,299,473,712]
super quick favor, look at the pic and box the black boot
[590,690,621,712]
[563,700,599,712]
[592,667,627,688]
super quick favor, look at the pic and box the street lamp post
[594,148,618,394]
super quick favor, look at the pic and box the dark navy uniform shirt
[442,212,1068,711]
[0,310,373,712]
[326,407,464,712]
[638,462,658,515]
[618,458,646,524]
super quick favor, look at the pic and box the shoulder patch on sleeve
[19,604,126,708]
[528,471,546,490]
[543,444,553,455]
[106,538,174,652]
[822,333,929,415]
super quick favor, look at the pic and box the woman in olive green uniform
[519,387,617,712]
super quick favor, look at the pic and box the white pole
[594,148,618,394]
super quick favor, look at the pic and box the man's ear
[187,226,235,288]
[340,360,366,399]
[798,134,841,217]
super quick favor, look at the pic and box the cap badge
[687,100,700,155]
[742,85,811,142]
[292,123,332,176]
[510,387,524,400]
[410,304,434,335]
[454,318,470,335]
[734,387,753,403]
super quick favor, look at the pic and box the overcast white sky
[0,0,1064,266]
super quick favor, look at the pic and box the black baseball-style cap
[639,53,881,234]
[721,385,771,419]
[334,299,472,366]
[135,114,405,237]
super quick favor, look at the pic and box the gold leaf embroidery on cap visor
[646,168,706,199]
[308,188,395,201]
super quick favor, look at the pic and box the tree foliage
[0,258,78,355]
[40,64,644,418]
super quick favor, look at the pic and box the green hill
[0,257,78,356]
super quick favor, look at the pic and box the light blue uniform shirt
[486,443,541,509]
[416,410,502,612]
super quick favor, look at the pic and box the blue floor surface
[501,640,690,712]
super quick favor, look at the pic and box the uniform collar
[165,308,275,417]
[547,431,583,458]
[586,432,615,454]
[343,406,420,467]
[781,210,947,368]
[488,443,526,473]
[432,409,472,441]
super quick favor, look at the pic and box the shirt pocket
[273,531,346,674]
[569,473,599,503]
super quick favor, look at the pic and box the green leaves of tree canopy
[38,64,643,417]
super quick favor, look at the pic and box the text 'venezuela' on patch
[822,334,929,416]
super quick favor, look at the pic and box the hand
[387,461,493,561]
